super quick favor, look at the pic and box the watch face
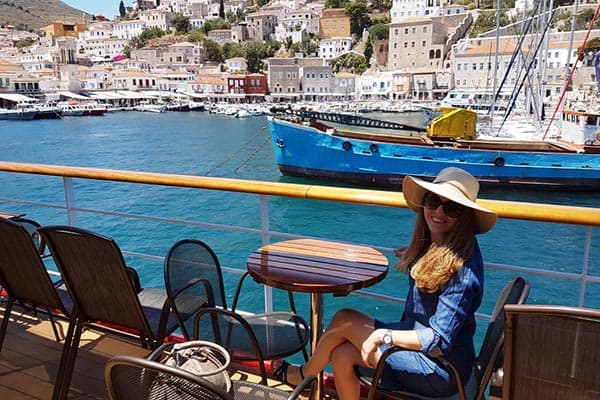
[384,331,392,345]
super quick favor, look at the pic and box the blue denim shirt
[402,239,484,381]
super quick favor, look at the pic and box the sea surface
[1,110,599,351]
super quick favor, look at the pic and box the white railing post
[63,177,78,226]
[259,194,273,313]
[578,226,593,307]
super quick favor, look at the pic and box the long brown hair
[396,207,476,293]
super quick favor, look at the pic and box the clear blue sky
[62,1,130,19]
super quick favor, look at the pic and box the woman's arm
[361,328,421,367]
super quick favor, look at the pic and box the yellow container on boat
[427,107,477,140]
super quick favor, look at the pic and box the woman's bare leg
[332,341,366,400]
[286,308,375,385]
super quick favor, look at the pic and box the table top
[247,238,389,296]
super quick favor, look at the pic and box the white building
[140,9,172,31]
[274,8,319,43]
[113,20,147,40]
[390,0,466,23]
[357,70,393,99]
[318,37,352,60]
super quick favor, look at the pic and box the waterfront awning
[87,92,120,100]
[116,90,153,99]
[57,91,91,100]
[0,93,38,103]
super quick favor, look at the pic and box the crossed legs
[286,308,377,400]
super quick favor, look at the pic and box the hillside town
[0,0,599,112]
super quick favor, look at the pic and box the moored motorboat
[0,108,38,120]
[59,103,86,117]
[268,107,600,191]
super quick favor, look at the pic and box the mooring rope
[204,124,268,175]
[234,135,271,173]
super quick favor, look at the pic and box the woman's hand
[361,329,384,368]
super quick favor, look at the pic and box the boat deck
[0,303,291,400]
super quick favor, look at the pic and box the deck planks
[0,304,296,399]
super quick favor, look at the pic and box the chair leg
[47,308,63,342]
[0,298,15,352]
[52,315,84,400]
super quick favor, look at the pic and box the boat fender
[342,141,352,151]
[276,138,284,148]
[369,144,379,153]
[493,156,505,167]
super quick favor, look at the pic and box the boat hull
[0,109,38,120]
[268,117,600,191]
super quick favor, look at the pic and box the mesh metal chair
[164,239,310,384]
[106,348,315,400]
[11,217,47,256]
[503,304,600,400]
[39,225,182,400]
[361,276,530,400]
[0,217,71,351]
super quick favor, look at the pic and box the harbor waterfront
[1,111,599,354]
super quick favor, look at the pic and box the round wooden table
[247,238,389,399]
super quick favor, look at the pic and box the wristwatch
[383,329,393,345]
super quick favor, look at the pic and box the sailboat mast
[490,0,501,125]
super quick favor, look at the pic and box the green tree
[222,42,244,59]
[285,36,293,50]
[187,29,205,42]
[369,23,389,40]
[202,18,230,34]
[364,36,373,60]
[127,27,166,50]
[331,53,368,74]
[345,2,371,36]
[119,1,126,17]
[241,40,280,72]
[15,37,35,49]
[203,38,224,62]
[219,0,225,19]
[580,37,600,58]
[172,13,192,34]
[325,0,350,8]
[576,8,600,30]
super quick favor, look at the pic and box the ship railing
[0,161,598,323]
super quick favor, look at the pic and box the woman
[273,167,497,399]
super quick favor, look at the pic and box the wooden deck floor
[0,304,294,400]
[0,305,150,399]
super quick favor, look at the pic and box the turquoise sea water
[1,111,599,349]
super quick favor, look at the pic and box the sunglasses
[422,192,465,218]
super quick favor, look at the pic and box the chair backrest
[39,225,155,343]
[11,217,46,255]
[165,239,228,310]
[0,218,67,313]
[503,304,600,400]
[473,276,530,398]
[106,354,232,400]
[164,239,226,339]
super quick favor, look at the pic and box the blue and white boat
[268,107,600,191]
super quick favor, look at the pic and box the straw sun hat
[402,167,497,234]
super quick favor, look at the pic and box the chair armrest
[289,374,317,400]
[163,278,215,339]
[192,306,269,381]
[365,345,466,400]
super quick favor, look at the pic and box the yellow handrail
[0,161,598,227]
